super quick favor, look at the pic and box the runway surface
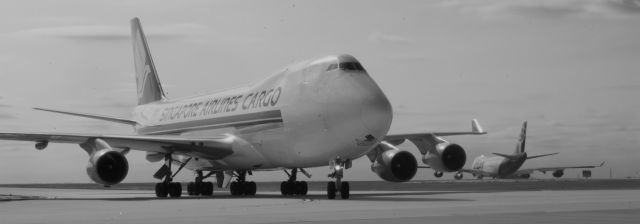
[2,179,640,224]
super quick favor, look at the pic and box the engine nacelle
[86,149,129,186]
[422,143,466,172]
[552,170,564,178]
[371,149,418,182]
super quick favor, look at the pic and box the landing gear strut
[230,171,257,196]
[327,157,351,199]
[154,154,188,198]
[280,168,309,196]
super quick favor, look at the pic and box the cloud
[10,23,211,42]
[441,0,640,19]
[369,31,412,44]
[0,114,16,120]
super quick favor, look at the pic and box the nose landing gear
[327,157,351,199]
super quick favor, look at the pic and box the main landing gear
[327,158,351,199]
[154,154,189,198]
[186,170,214,196]
[230,171,257,196]
[280,168,309,196]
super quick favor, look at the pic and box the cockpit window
[338,62,365,71]
[327,63,338,71]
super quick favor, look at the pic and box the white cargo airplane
[0,18,486,199]
[452,121,604,180]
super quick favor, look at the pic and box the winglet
[598,161,606,167]
[472,119,486,134]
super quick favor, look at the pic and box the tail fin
[514,121,527,154]
[131,17,165,105]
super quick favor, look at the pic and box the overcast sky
[1,0,639,183]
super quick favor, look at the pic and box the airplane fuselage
[131,55,393,170]
[471,154,527,178]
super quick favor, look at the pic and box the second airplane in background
[452,121,604,180]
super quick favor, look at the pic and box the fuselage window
[327,63,338,71]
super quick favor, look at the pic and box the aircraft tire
[168,182,182,198]
[247,181,257,195]
[202,182,214,196]
[155,182,168,198]
[340,182,350,199]
[230,181,239,195]
[300,181,308,196]
[280,181,287,195]
[327,181,336,199]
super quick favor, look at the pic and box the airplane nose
[360,90,392,135]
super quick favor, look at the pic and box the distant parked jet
[451,121,603,180]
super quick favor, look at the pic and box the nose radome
[360,87,393,137]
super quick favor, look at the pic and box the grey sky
[0,0,639,183]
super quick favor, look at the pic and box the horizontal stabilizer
[526,152,559,160]
[492,152,519,160]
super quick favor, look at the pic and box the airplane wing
[0,132,234,160]
[515,162,605,175]
[34,107,139,126]
[384,119,486,145]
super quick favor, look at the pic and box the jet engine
[86,149,129,186]
[552,170,564,178]
[422,143,466,172]
[371,146,418,182]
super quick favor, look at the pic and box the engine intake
[86,149,129,186]
[552,170,564,178]
[372,149,418,182]
[423,143,466,172]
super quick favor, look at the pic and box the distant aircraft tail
[131,17,165,105]
[514,121,527,154]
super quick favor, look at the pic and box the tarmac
[1,179,639,224]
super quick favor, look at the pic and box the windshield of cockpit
[327,62,366,72]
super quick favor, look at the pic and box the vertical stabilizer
[131,17,165,105]
[514,121,527,153]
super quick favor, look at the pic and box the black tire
[282,181,293,195]
[203,182,214,196]
[327,181,336,199]
[340,182,349,199]
[247,181,257,196]
[293,181,300,195]
[300,181,308,196]
[280,181,287,195]
[155,182,168,198]
[169,183,182,198]
[230,182,238,195]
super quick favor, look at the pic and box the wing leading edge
[0,132,234,160]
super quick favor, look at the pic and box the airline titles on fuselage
[158,87,282,122]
